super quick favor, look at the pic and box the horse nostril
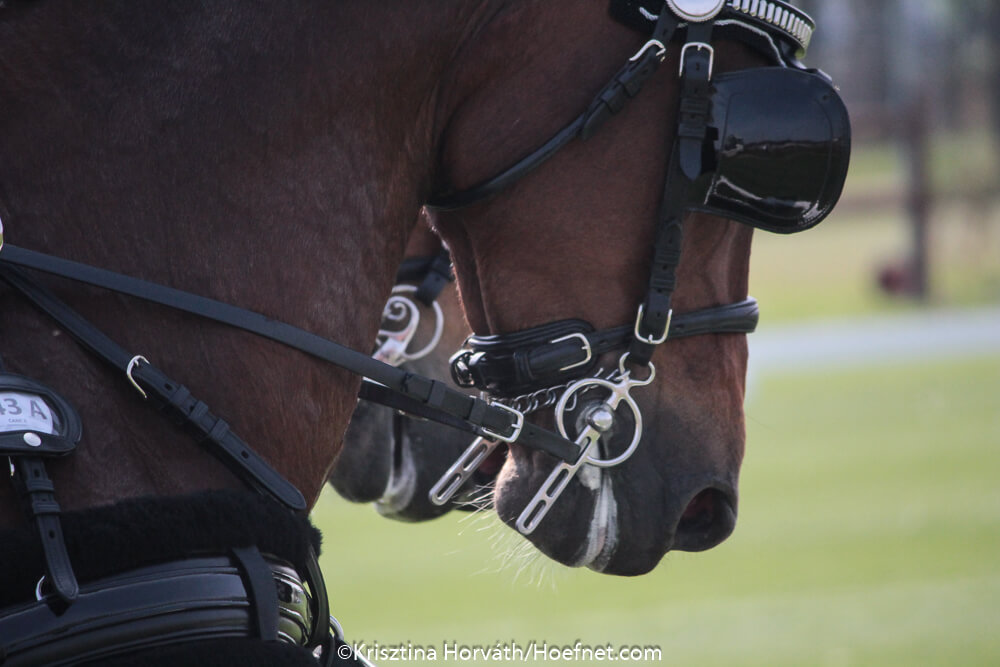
[674,488,737,552]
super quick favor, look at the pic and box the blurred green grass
[313,141,1000,664]
[315,356,1000,665]
[749,138,1000,322]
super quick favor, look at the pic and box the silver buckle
[633,305,672,346]
[629,38,667,63]
[550,332,593,372]
[125,355,149,399]
[478,402,525,444]
[679,42,715,79]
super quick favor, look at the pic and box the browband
[609,0,814,55]
[428,0,812,212]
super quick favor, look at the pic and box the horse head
[427,1,847,574]
[330,217,482,521]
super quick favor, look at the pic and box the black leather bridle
[426,0,837,533]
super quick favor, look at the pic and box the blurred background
[314,1,1000,664]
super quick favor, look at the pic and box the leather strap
[0,554,318,666]
[412,248,453,306]
[427,11,679,211]
[629,20,714,367]
[0,246,581,462]
[10,457,78,605]
[452,298,758,396]
[231,546,280,641]
[0,262,307,511]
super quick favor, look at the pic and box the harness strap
[231,546,281,641]
[10,457,78,605]
[629,19,715,367]
[0,263,308,511]
[0,245,580,463]
[428,11,679,211]
[451,298,758,396]
[412,248,453,306]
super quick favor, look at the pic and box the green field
[314,156,1000,664]
[314,355,1000,665]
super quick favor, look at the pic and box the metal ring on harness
[553,355,656,469]
[373,284,445,367]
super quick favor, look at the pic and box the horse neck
[0,1,480,525]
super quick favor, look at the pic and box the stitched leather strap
[10,457,78,605]
[0,246,580,462]
[451,298,758,396]
[231,546,281,641]
[427,11,679,211]
[629,20,715,367]
[0,262,307,511]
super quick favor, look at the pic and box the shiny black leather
[0,552,315,667]
[452,298,759,397]
[690,66,851,233]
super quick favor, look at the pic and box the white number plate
[0,392,57,434]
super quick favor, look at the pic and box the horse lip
[494,445,621,571]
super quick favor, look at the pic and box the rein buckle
[477,401,524,444]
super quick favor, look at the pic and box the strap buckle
[629,38,667,63]
[125,355,149,399]
[478,402,525,444]
[633,305,673,346]
[679,42,715,79]
[550,332,593,372]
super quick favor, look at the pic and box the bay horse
[330,218,480,521]
[0,1,848,664]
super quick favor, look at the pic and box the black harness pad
[0,491,327,666]
[0,490,320,607]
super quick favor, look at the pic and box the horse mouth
[494,444,740,574]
